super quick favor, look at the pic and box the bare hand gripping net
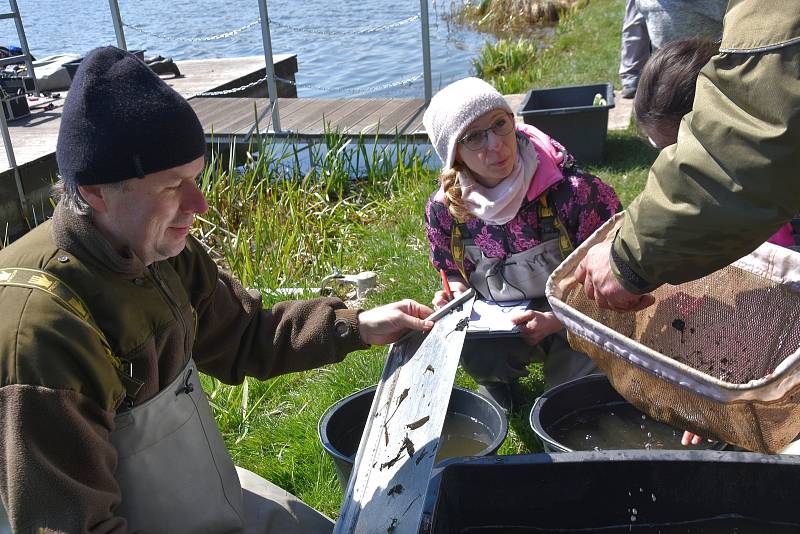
[546,213,800,454]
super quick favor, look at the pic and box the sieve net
[546,213,800,454]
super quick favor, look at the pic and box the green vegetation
[452,0,583,36]
[472,0,627,94]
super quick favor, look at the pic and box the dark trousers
[460,330,597,390]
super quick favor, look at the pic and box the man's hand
[358,299,435,345]
[574,241,655,312]
[510,310,563,345]
[681,430,716,447]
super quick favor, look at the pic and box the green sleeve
[613,40,800,293]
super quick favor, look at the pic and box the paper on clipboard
[467,298,531,337]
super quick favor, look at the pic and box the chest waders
[451,194,574,302]
[0,268,245,533]
[449,196,597,393]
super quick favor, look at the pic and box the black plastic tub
[517,82,614,163]
[318,385,507,491]
[421,451,800,533]
[530,374,727,453]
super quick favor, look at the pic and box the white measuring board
[334,289,476,534]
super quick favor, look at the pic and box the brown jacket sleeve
[0,289,128,533]
[173,236,368,385]
[612,0,800,292]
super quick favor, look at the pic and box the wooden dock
[190,96,427,143]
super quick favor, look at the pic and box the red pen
[440,269,453,301]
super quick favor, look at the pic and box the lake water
[11,0,492,98]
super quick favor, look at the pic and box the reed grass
[452,0,584,36]
[472,38,538,80]
[194,131,432,303]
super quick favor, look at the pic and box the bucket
[319,385,508,491]
[530,374,727,452]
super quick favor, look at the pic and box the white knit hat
[423,77,513,169]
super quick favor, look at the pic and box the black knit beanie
[56,46,205,185]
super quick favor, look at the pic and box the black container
[318,385,507,491]
[1,94,29,121]
[530,374,727,452]
[64,49,146,82]
[421,451,800,533]
[517,82,614,163]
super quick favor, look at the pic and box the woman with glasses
[422,77,621,411]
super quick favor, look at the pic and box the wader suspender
[0,267,143,399]
[450,193,575,281]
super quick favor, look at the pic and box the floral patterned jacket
[425,126,622,279]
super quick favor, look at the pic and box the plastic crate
[517,82,614,163]
[422,452,800,533]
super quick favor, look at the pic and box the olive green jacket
[0,203,367,533]
[612,0,800,293]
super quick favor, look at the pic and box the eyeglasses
[458,113,515,151]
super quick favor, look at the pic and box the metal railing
[107,1,434,132]
[0,0,40,220]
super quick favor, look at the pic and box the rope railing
[122,13,420,43]
[274,74,423,96]
[267,14,420,36]
[194,72,423,98]
[122,19,261,42]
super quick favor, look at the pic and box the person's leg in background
[540,331,598,390]
[619,0,650,99]
[460,337,537,413]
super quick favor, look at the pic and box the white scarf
[459,134,539,225]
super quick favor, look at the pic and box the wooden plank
[230,97,314,135]
[194,98,252,134]
[346,99,405,135]
[300,99,375,136]
[268,99,329,133]
[358,99,425,137]
[335,290,476,534]
[286,99,351,135]
[330,99,388,134]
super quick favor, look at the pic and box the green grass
[182,0,659,519]
[473,0,627,93]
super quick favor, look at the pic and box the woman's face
[455,109,517,187]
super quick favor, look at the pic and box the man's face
[92,156,208,265]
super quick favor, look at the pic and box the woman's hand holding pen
[511,310,563,345]
[433,270,469,309]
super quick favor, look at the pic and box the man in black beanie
[0,46,434,533]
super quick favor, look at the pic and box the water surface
[13,0,492,97]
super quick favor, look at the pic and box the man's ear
[78,185,109,213]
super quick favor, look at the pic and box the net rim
[547,212,800,404]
